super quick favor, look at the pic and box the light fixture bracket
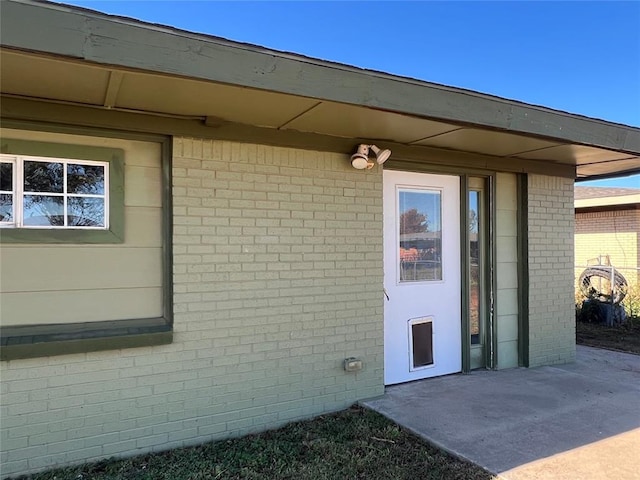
[350,144,391,170]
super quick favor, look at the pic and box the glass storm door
[383,170,461,385]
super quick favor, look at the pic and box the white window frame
[0,154,110,230]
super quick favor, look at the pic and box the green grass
[17,406,492,480]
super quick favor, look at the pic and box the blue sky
[61,1,640,187]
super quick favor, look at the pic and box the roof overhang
[1,0,639,179]
[575,194,640,209]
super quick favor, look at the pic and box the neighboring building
[575,186,640,285]
[1,0,639,476]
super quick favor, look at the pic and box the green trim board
[467,175,491,371]
[517,174,530,367]
[161,137,174,327]
[2,116,174,146]
[0,137,125,243]
[460,175,471,373]
[0,319,172,360]
[481,176,494,369]
[488,174,498,369]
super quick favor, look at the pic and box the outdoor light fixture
[350,144,392,169]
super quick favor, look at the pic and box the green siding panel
[495,172,519,369]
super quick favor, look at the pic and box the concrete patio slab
[362,346,640,479]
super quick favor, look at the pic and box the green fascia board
[2,0,639,155]
[0,137,125,243]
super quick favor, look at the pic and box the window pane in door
[399,189,442,282]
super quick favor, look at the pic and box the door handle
[384,288,390,301]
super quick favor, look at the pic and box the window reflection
[469,190,481,345]
[68,197,105,227]
[399,189,442,282]
[0,163,13,191]
[68,164,105,195]
[23,195,64,226]
[2,155,109,229]
[24,161,64,193]
[0,194,13,222]
[0,162,13,223]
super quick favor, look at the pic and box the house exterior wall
[575,208,640,284]
[1,133,583,477]
[527,174,575,367]
[0,137,384,476]
[0,128,164,326]
[495,173,519,368]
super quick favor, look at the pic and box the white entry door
[383,170,461,385]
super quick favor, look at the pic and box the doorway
[383,170,461,385]
[383,170,492,385]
